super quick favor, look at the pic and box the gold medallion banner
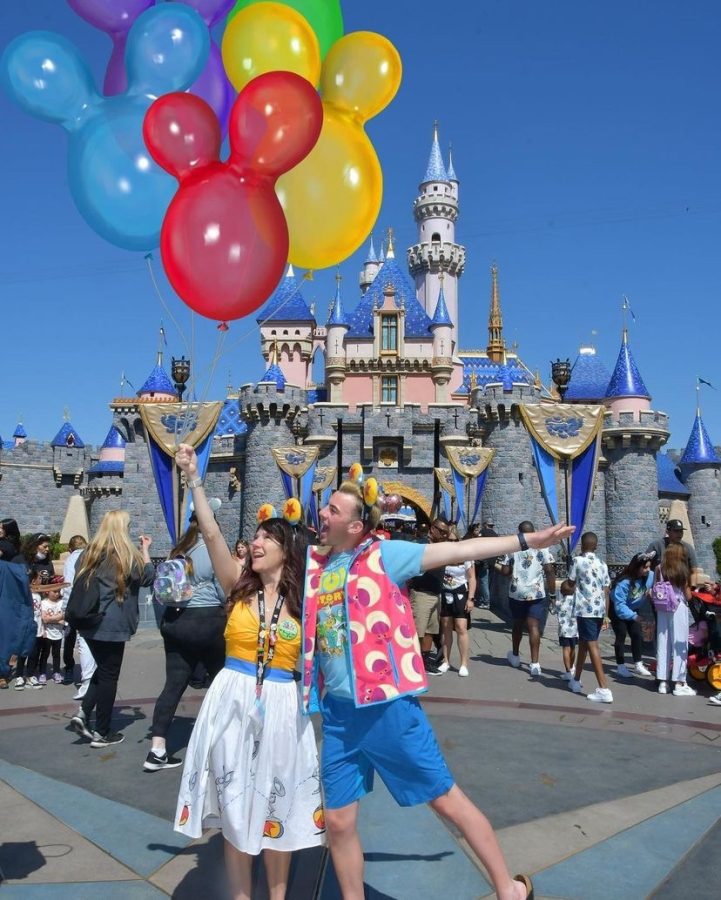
[139,402,222,456]
[444,446,495,479]
[519,403,604,460]
[434,467,456,496]
[312,466,336,493]
[271,446,320,479]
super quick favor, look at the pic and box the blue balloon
[1,3,210,251]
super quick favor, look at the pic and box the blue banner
[569,437,600,551]
[300,459,318,527]
[530,439,560,525]
[148,438,177,545]
[451,467,468,532]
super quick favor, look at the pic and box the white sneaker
[506,651,521,669]
[13,677,25,691]
[633,662,652,677]
[437,661,450,674]
[568,678,583,694]
[673,683,696,697]
[529,662,542,677]
[73,681,90,701]
[561,671,573,681]
[616,664,633,678]
[458,665,469,677]
[708,693,721,706]
[658,682,668,694]
[587,688,613,703]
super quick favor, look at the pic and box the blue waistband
[225,657,295,682]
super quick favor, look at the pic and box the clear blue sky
[1,1,720,448]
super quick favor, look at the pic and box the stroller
[687,586,721,689]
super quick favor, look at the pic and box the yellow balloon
[221,1,321,93]
[277,32,402,270]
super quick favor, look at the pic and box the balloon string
[145,254,191,359]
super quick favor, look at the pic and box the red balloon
[384,494,402,514]
[143,72,323,321]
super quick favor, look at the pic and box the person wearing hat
[646,520,700,587]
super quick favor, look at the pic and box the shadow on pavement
[0,840,47,880]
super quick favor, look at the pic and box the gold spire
[487,263,505,363]
[268,340,278,366]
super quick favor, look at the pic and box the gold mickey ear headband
[257,498,303,527]
[348,464,379,522]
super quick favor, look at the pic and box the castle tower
[325,274,349,404]
[257,266,316,388]
[12,423,27,447]
[359,235,381,294]
[679,399,721,576]
[137,353,178,402]
[430,276,454,402]
[486,264,505,363]
[50,417,86,487]
[407,123,466,349]
[603,327,669,564]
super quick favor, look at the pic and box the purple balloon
[66,0,234,130]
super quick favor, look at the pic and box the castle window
[381,314,397,352]
[431,232,441,243]
[381,376,398,404]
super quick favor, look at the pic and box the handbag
[650,571,680,613]
[64,573,103,630]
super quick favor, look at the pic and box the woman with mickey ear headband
[174,443,325,900]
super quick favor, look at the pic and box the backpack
[153,558,193,606]
[65,573,104,630]
[650,571,680,613]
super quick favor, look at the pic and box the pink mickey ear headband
[347,464,379,522]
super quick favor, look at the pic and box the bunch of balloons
[2,0,403,324]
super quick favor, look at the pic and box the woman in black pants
[144,508,227,772]
[609,552,655,680]
[70,511,154,747]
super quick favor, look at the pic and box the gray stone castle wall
[682,464,721,576]
[604,445,661,566]
[581,465,608,563]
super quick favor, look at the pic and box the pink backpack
[650,571,680,613]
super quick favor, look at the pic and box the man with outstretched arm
[301,478,572,900]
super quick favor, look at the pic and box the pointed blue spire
[12,423,27,439]
[423,122,448,183]
[680,412,720,464]
[259,362,286,391]
[430,281,453,328]
[101,425,126,450]
[447,145,457,181]
[605,332,650,399]
[366,235,378,263]
[327,275,349,328]
[51,421,85,448]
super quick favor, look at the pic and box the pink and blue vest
[301,538,428,712]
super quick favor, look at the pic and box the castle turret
[51,417,86,486]
[325,274,349,404]
[257,265,316,388]
[486,264,505,363]
[603,327,668,564]
[430,277,453,402]
[359,235,381,294]
[407,123,465,349]
[679,401,721,576]
[13,423,27,447]
[137,353,178,402]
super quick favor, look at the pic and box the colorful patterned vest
[301,538,427,712]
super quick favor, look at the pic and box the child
[554,579,578,679]
[37,575,70,684]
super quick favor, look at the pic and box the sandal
[514,874,534,899]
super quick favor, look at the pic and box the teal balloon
[227,0,343,59]
[1,4,209,251]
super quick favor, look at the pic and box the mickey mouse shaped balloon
[276,32,402,270]
[1,4,209,251]
[67,0,235,132]
[143,72,322,322]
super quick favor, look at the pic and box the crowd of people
[1,487,719,899]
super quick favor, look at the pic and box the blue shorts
[577,617,603,642]
[509,598,547,621]
[320,694,454,809]
[559,636,578,648]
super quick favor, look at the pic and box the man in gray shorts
[408,519,449,675]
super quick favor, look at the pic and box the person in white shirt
[439,526,476,677]
[62,535,96,699]
[500,521,556,677]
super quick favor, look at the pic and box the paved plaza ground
[1,607,720,899]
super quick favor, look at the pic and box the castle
[2,126,719,576]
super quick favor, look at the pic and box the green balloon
[227,0,344,60]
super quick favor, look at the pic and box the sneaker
[633,662,652,677]
[529,662,542,677]
[13,677,26,691]
[708,693,721,706]
[38,674,47,685]
[27,676,43,690]
[70,710,93,740]
[458,665,469,677]
[437,661,450,674]
[658,682,668,694]
[616,664,633,678]
[52,673,63,684]
[63,668,74,685]
[587,688,613,703]
[422,653,442,676]
[506,651,521,669]
[561,671,573,681]
[73,681,90,701]
[673,683,697,697]
[568,678,583,693]
[90,731,125,748]
[143,750,183,772]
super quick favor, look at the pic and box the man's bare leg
[325,801,364,900]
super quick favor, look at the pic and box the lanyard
[256,588,284,698]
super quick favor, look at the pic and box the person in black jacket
[23,532,55,581]
[0,518,24,564]
[70,511,154,748]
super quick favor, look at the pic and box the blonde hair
[75,510,145,600]
[338,481,382,532]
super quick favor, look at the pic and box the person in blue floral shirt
[552,579,578,680]
[567,532,613,703]
[500,521,556,677]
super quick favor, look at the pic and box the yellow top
[224,600,301,672]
